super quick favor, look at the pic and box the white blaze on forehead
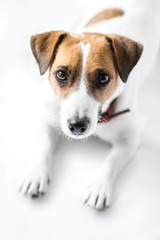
[80,43,91,77]
[79,42,91,93]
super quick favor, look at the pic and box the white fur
[20,0,160,209]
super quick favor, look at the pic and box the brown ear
[30,31,67,75]
[106,34,143,82]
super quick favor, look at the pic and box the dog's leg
[84,124,141,210]
[19,126,59,198]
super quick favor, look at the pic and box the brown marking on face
[49,34,82,98]
[106,34,143,82]
[85,8,124,27]
[82,33,118,104]
[49,32,118,103]
[30,31,67,74]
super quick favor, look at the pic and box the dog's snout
[68,117,89,135]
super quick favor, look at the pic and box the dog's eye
[98,73,110,84]
[55,70,68,82]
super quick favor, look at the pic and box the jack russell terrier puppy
[20,0,160,210]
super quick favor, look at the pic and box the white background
[0,0,160,239]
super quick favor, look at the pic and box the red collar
[99,98,130,123]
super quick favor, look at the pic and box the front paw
[19,165,50,198]
[83,175,113,210]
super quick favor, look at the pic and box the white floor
[0,1,160,239]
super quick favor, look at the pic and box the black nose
[68,117,89,135]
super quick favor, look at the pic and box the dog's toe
[86,193,98,208]
[19,180,31,195]
[28,182,40,197]
[95,193,106,210]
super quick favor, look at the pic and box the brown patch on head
[85,8,124,27]
[106,34,143,82]
[81,32,143,104]
[30,31,67,74]
[82,33,118,104]
[49,34,82,98]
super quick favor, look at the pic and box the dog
[19,0,160,210]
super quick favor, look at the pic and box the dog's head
[30,31,143,139]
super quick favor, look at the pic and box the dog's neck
[99,98,130,123]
